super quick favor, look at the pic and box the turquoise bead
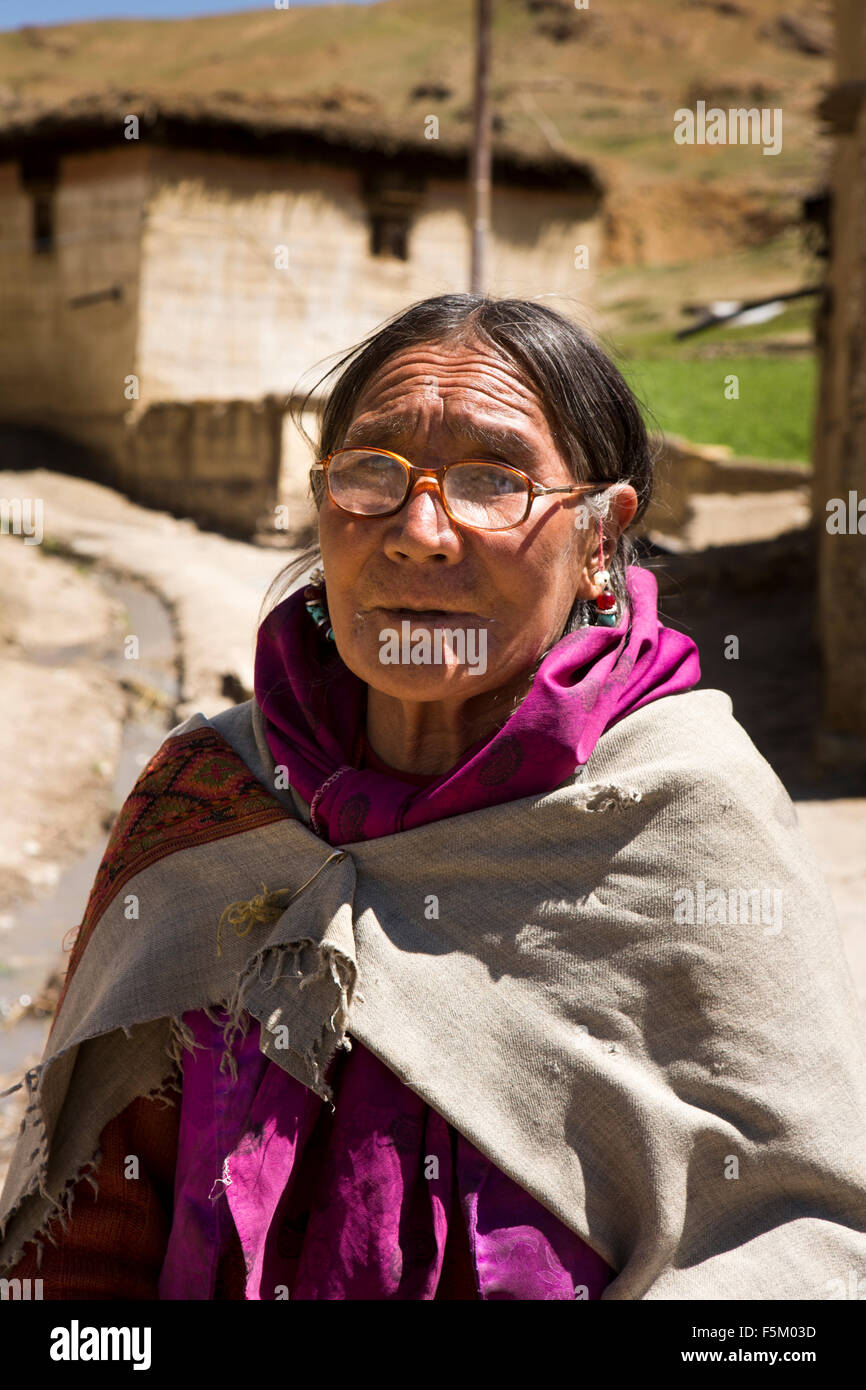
[596,611,618,627]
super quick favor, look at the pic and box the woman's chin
[360,665,494,701]
[338,642,497,700]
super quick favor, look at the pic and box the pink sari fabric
[160,1010,616,1300]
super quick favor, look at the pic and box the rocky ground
[0,467,863,1194]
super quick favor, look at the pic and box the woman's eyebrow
[455,420,539,464]
[343,417,539,464]
[343,419,406,448]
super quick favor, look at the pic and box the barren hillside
[0,0,835,265]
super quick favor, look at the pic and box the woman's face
[317,337,634,707]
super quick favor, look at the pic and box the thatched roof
[0,89,604,196]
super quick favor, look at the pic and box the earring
[593,520,618,627]
[304,567,336,642]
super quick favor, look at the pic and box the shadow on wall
[0,424,110,485]
[639,527,865,798]
[0,398,285,542]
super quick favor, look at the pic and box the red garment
[7,1093,180,1300]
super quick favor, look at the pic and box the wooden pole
[469,0,492,293]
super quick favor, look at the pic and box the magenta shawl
[254,564,700,841]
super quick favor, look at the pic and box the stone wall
[643,436,811,544]
[812,0,866,752]
[121,395,283,536]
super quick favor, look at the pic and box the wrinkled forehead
[350,338,553,439]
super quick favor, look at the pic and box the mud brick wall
[122,396,282,536]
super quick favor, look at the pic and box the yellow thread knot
[216,885,291,957]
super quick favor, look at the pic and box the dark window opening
[19,151,60,257]
[32,190,55,255]
[362,168,424,264]
[370,213,409,261]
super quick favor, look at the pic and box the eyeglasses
[310,447,619,533]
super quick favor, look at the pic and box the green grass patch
[619,354,815,463]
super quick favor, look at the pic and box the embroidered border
[53,726,287,1024]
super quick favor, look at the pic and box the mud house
[0,92,603,537]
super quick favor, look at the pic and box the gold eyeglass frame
[310,447,620,534]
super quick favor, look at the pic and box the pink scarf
[254,564,700,844]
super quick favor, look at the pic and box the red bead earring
[593,518,617,627]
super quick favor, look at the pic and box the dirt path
[0,539,125,917]
[0,539,127,1192]
[0,468,297,721]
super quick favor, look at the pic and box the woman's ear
[579,485,639,598]
[608,484,638,540]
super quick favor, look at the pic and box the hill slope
[0,0,835,265]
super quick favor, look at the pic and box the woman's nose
[383,473,461,556]
[399,474,451,524]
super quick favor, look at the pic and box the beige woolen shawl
[1,687,865,1299]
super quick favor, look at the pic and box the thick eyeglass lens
[443,462,528,529]
[328,450,408,514]
[327,450,529,529]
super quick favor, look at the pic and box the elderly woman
[1,294,865,1301]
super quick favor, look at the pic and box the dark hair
[263,293,655,635]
